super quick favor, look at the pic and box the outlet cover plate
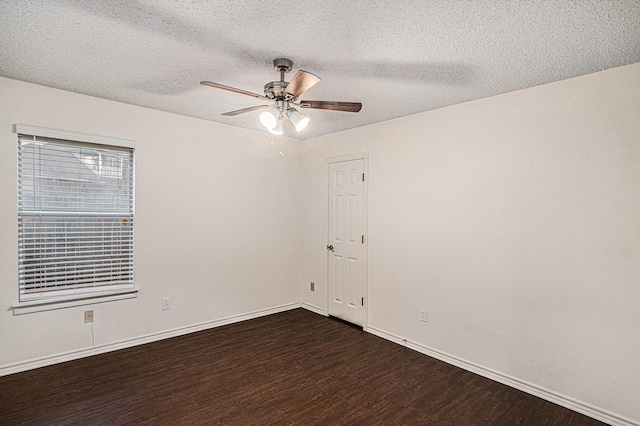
[420,309,427,323]
[84,310,94,323]
[162,297,170,310]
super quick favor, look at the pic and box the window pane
[19,139,132,213]
[18,134,135,302]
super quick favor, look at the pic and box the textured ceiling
[1,0,639,140]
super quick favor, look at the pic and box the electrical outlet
[419,309,427,323]
[84,310,94,323]
[162,297,171,310]
[310,282,315,291]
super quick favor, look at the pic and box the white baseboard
[301,302,325,316]
[366,325,638,426]
[0,302,301,377]
[4,305,636,426]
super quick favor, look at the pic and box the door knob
[327,244,334,252]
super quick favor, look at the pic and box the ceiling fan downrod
[264,58,293,108]
[273,58,292,81]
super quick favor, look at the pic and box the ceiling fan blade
[298,100,362,113]
[200,81,270,101]
[221,104,272,116]
[283,70,321,99]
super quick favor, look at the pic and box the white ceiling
[1,0,639,140]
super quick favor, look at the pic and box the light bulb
[268,116,284,135]
[259,111,277,129]
[288,110,309,132]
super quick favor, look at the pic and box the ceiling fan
[200,58,362,135]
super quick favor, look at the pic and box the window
[17,125,135,304]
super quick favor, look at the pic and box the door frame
[324,152,369,330]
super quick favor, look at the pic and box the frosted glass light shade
[288,110,309,132]
[268,117,284,135]
[259,111,277,129]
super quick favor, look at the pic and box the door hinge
[361,297,364,306]
[362,173,365,181]
[361,235,364,244]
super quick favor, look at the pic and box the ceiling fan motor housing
[264,81,288,100]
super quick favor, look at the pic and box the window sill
[11,289,138,315]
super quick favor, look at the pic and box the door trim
[324,152,369,330]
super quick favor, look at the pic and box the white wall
[0,77,303,369]
[301,63,640,424]
[1,62,638,424]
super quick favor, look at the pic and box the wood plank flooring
[0,309,605,425]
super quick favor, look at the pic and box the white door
[327,158,366,326]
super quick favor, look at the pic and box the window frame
[12,124,137,314]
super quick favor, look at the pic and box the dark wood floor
[0,309,605,425]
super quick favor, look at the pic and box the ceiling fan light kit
[201,58,362,135]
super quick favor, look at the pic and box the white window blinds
[18,130,135,302]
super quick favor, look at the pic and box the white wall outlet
[162,297,171,310]
[419,309,427,323]
[84,310,94,323]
